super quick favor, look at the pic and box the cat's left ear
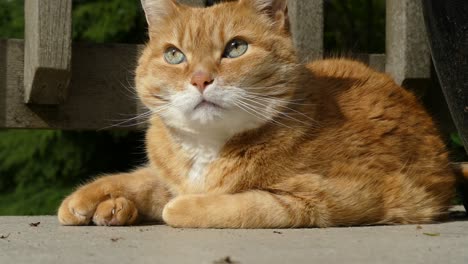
[240,0,289,32]
[140,0,179,27]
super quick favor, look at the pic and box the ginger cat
[58,0,457,228]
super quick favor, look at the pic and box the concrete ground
[1,207,467,264]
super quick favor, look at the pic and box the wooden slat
[385,0,431,85]
[288,0,324,61]
[24,0,72,105]
[1,40,145,130]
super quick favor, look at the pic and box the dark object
[0,233,10,239]
[29,222,40,227]
[422,0,468,154]
[213,256,239,264]
[422,0,468,213]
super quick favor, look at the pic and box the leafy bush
[0,0,24,39]
[0,130,146,215]
[0,186,73,215]
[0,130,146,193]
[73,0,147,43]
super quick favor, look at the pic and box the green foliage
[449,133,468,163]
[0,0,147,43]
[0,130,140,191]
[0,0,24,39]
[0,130,145,215]
[451,133,464,147]
[72,0,147,43]
[0,186,73,215]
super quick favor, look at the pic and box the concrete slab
[1,207,467,264]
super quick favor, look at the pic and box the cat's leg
[162,174,332,228]
[58,167,172,226]
[162,191,324,228]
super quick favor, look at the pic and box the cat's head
[136,0,299,135]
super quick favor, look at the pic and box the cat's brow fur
[58,0,457,228]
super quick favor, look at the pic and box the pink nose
[191,71,214,93]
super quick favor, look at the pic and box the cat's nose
[191,71,214,93]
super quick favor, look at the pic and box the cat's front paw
[162,195,204,228]
[58,193,99,225]
[58,193,139,226]
[92,197,139,226]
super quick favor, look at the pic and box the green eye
[223,39,248,59]
[164,47,186,64]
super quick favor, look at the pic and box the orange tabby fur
[58,0,456,228]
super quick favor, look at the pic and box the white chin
[161,104,266,136]
[190,105,224,125]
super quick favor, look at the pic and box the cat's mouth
[194,99,223,110]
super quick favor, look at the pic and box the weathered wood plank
[385,0,431,85]
[24,0,72,105]
[288,0,324,61]
[1,39,145,130]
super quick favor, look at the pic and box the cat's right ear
[239,0,290,33]
[140,0,179,27]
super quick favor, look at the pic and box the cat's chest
[176,136,225,187]
[182,144,219,184]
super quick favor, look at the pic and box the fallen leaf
[423,232,440,237]
[273,231,283,234]
[110,237,123,242]
[29,222,41,227]
[1,234,10,239]
[416,226,423,230]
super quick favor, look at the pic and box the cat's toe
[93,197,138,226]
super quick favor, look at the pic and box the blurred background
[0,0,466,215]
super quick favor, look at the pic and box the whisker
[236,100,295,129]
[116,78,140,101]
[240,97,312,127]
[241,95,322,127]
[233,102,266,122]
[243,92,315,106]
[227,88,314,106]
[234,101,299,131]
[99,113,151,131]
[99,104,172,131]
